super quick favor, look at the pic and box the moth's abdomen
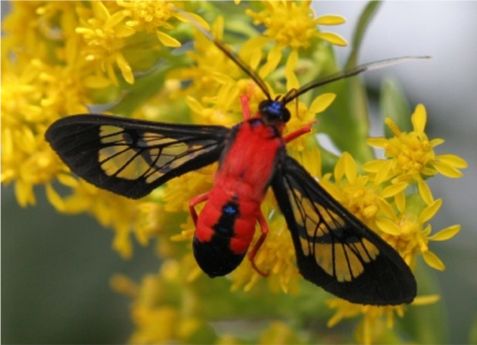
[193,188,258,277]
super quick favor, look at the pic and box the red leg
[248,210,270,276]
[189,192,209,226]
[284,121,316,143]
[240,94,252,120]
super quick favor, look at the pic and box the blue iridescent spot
[223,204,238,216]
[266,101,283,116]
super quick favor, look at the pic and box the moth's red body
[192,115,286,277]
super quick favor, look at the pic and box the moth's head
[258,100,291,125]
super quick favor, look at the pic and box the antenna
[282,56,431,104]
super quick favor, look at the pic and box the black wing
[45,114,229,199]
[272,155,416,305]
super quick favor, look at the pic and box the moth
[46,29,419,305]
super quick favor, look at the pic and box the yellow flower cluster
[245,0,346,83]
[320,104,466,344]
[2,0,203,257]
[2,1,467,344]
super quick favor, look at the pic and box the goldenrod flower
[75,2,136,84]
[245,0,346,81]
[118,0,209,47]
[376,196,461,270]
[366,104,467,203]
[2,1,466,344]
[318,104,465,344]
[327,294,440,345]
[112,262,204,344]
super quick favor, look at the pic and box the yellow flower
[320,153,395,229]
[376,196,461,270]
[111,261,206,344]
[230,211,301,294]
[245,0,346,80]
[1,59,87,206]
[320,146,461,270]
[180,17,265,126]
[75,1,136,84]
[366,104,467,203]
[117,0,208,48]
[246,0,346,49]
[327,294,440,345]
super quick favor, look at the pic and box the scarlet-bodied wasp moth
[46,27,422,305]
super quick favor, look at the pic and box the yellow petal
[58,174,78,188]
[116,25,135,38]
[174,11,210,31]
[239,36,267,70]
[367,137,388,148]
[317,32,347,46]
[411,104,427,133]
[363,159,385,173]
[374,160,394,184]
[434,160,464,178]
[260,45,282,78]
[285,49,299,90]
[92,1,110,21]
[429,225,461,241]
[45,184,65,212]
[316,15,346,25]
[212,16,224,40]
[186,96,204,114]
[377,199,396,218]
[308,93,336,116]
[107,11,129,30]
[395,190,406,213]
[342,152,357,182]
[419,199,442,223]
[437,154,468,169]
[412,294,440,306]
[15,180,36,206]
[385,118,401,136]
[115,53,134,84]
[156,31,181,48]
[422,250,445,271]
[417,178,434,205]
[376,218,401,236]
[382,181,407,198]
[430,138,445,147]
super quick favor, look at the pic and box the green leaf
[317,1,383,164]
[380,78,411,136]
[345,1,383,69]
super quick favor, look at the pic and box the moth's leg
[189,192,209,226]
[248,210,270,277]
[284,121,316,143]
[240,94,252,120]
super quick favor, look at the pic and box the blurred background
[2,1,476,344]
